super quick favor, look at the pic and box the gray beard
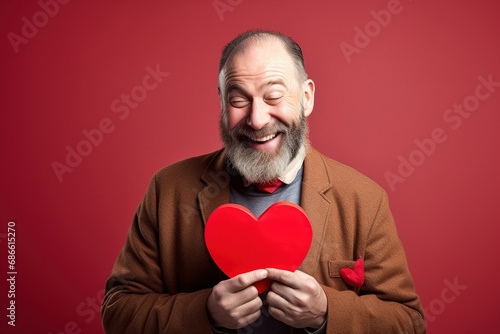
[220,111,308,183]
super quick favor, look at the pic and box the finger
[268,305,289,325]
[227,269,268,292]
[209,297,263,329]
[266,289,291,310]
[211,271,266,308]
[265,268,300,289]
[231,295,263,322]
[208,281,264,328]
[269,281,296,304]
[229,307,262,329]
[212,282,260,310]
[269,270,320,306]
[241,310,262,328]
[266,292,294,325]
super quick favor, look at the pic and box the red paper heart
[340,258,365,288]
[205,201,312,293]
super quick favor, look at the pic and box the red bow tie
[256,179,283,193]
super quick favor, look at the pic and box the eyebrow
[265,79,287,88]
[226,79,287,95]
[226,83,245,95]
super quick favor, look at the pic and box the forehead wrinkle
[224,69,290,95]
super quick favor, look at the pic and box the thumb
[230,269,268,292]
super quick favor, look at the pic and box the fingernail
[259,269,268,278]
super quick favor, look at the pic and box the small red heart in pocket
[340,257,365,288]
[205,202,312,293]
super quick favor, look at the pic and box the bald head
[218,30,308,87]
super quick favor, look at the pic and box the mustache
[229,122,290,139]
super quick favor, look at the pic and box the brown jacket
[102,148,425,333]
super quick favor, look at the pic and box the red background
[1,0,499,333]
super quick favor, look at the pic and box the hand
[266,269,327,329]
[207,269,268,329]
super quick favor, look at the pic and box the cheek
[275,100,301,125]
[226,108,248,130]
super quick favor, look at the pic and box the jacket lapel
[299,148,332,275]
[198,149,231,224]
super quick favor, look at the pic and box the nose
[247,99,271,130]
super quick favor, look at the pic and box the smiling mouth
[246,133,279,144]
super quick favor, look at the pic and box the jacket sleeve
[101,175,215,334]
[322,193,426,334]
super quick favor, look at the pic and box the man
[101,30,425,333]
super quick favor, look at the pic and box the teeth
[252,133,277,142]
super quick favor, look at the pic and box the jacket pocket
[327,260,361,294]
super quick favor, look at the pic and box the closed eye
[264,94,284,105]
[229,98,250,108]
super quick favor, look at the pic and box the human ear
[302,79,315,117]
